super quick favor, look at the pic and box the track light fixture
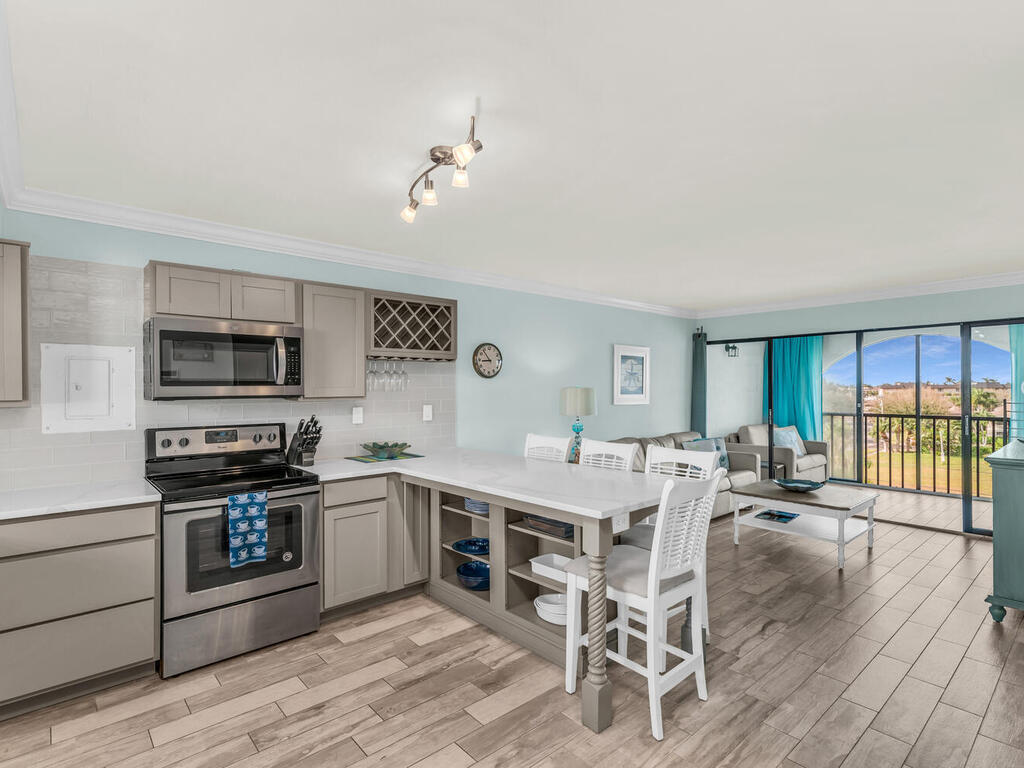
[400,115,483,223]
[421,177,438,205]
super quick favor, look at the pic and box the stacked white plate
[464,498,490,514]
[534,593,568,625]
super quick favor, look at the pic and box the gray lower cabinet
[323,499,389,608]
[302,282,366,398]
[0,505,158,707]
[321,476,430,610]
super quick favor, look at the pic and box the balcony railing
[823,411,1009,499]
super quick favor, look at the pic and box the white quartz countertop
[0,448,669,523]
[309,448,669,519]
[0,480,161,522]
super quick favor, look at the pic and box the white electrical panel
[41,344,136,434]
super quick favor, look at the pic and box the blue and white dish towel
[227,492,268,568]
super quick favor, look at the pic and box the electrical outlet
[352,406,364,425]
[422,404,433,422]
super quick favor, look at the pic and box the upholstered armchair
[733,423,829,482]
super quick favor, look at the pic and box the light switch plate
[422,404,433,422]
[352,406,364,425]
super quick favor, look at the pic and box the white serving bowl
[534,593,568,625]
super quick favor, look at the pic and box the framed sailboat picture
[613,344,650,405]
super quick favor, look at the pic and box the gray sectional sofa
[609,431,760,519]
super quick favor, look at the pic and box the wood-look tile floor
[868,487,993,532]
[1,517,1018,768]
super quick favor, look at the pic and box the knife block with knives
[287,415,322,466]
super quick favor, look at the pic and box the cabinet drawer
[323,476,387,507]
[0,506,156,558]
[0,538,155,631]
[0,600,154,703]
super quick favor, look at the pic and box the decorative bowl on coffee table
[772,478,825,493]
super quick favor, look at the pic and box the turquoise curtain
[763,336,824,441]
[1011,324,1024,438]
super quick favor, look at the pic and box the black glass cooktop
[147,465,318,503]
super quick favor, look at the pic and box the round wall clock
[472,343,503,378]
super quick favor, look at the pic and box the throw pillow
[682,437,730,471]
[773,427,807,457]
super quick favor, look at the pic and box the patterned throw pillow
[773,427,807,457]
[682,437,730,471]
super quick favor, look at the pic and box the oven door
[162,487,320,620]
[146,316,302,399]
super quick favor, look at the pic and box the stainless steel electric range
[144,423,321,677]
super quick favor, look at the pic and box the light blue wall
[0,205,693,454]
[703,284,1024,341]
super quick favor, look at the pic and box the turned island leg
[581,521,613,732]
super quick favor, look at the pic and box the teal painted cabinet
[985,441,1024,622]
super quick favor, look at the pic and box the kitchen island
[312,448,667,733]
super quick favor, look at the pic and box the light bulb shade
[452,139,482,167]
[421,178,438,206]
[451,166,469,188]
[560,386,596,418]
[400,199,419,223]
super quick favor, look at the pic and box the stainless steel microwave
[144,317,302,399]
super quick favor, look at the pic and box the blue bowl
[772,478,826,493]
[456,561,490,591]
[452,537,489,555]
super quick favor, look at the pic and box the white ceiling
[4,0,1024,314]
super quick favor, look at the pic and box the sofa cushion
[668,431,702,449]
[796,453,827,472]
[682,437,731,471]
[773,427,807,458]
[724,469,757,492]
[738,423,770,446]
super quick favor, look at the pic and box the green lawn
[831,450,993,497]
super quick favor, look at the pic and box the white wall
[706,341,764,438]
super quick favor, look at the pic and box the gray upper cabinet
[231,274,296,323]
[147,262,297,322]
[0,241,27,403]
[153,264,232,318]
[367,289,457,361]
[302,283,366,398]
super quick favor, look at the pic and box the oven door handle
[274,338,287,385]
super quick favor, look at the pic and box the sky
[824,335,1011,387]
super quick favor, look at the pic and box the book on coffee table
[755,509,799,524]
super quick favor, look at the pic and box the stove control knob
[178,437,190,448]
[253,433,263,444]
[267,432,277,443]
[160,438,172,449]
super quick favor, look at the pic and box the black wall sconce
[725,344,739,358]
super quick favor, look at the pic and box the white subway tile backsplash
[0,255,456,490]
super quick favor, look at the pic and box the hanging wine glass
[400,362,410,392]
[366,360,375,392]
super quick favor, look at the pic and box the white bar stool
[578,438,639,472]
[563,468,724,741]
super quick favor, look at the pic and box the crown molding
[5,184,694,318]
[695,269,1024,319]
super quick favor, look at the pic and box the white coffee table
[731,480,878,569]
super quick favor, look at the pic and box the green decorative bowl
[361,441,411,459]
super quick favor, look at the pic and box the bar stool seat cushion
[565,545,694,597]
